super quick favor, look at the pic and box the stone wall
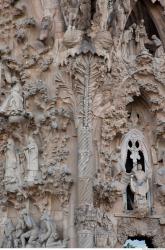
[0,0,164,247]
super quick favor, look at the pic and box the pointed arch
[121,129,151,176]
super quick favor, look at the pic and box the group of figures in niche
[0,79,39,190]
[122,8,164,61]
[0,0,164,248]
[5,135,39,188]
[1,209,65,248]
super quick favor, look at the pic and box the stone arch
[121,129,151,176]
[117,217,165,248]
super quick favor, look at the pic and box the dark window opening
[137,150,145,172]
[128,112,131,119]
[135,141,139,148]
[128,140,132,148]
[125,236,154,248]
[125,150,133,173]
[126,185,134,210]
[91,0,97,20]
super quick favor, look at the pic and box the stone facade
[0,0,164,248]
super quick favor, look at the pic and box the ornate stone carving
[0,83,25,122]
[4,138,18,186]
[1,209,66,248]
[40,211,66,247]
[24,135,39,183]
[130,164,149,217]
[0,0,165,248]
[75,205,117,247]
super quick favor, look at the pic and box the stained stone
[0,0,164,248]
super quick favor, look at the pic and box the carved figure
[39,211,63,247]
[39,16,52,42]
[122,0,131,13]
[116,4,126,34]
[20,209,39,247]
[97,0,113,31]
[24,136,39,182]
[151,35,164,57]
[14,211,26,247]
[110,146,122,177]
[0,83,24,116]
[1,218,15,248]
[4,138,18,184]
[41,0,65,45]
[135,19,148,52]
[77,0,91,30]
[122,23,137,59]
[130,164,149,216]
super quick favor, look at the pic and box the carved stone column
[76,56,96,248]
[77,126,94,247]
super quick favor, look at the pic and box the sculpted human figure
[1,218,15,248]
[24,136,39,182]
[135,19,148,52]
[122,23,137,59]
[110,146,122,177]
[39,16,52,42]
[39,211,63,247]
[97,0,113,31]
[0,83,24,116]
[14,211,26,247]
[68,6,78,30]
[151,35,164,57]
[116,4,126,35]
[130,164,149,216]
[20,209,39,247]
[40,0,64,48]
[4,138,18,184]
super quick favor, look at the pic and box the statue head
[12,83,21,93]
[132,23,137,29]
[11,76,19,85]
[140,19,144,26]
[41,210,50,221]
[7,138,15,149]
[20,208,28,217]
[137,164,142,171]
[151,34,157,40]
[28,136,35,144]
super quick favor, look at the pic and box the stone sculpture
[97,0,113,31]
[39,211,64,247]
[135,19,148,52]
[24,136,39,182]
[122,23,137,59]
[4,138,18,185]
[130,164,149,217]
[19,209,39,248]
[151,35,164,57]
[39,16,52,42]
[0,83,24,117]
[1,218,15,248]
[0,0,165,248]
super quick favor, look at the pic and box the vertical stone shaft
[77,59,94,247]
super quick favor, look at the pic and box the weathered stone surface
[0,0,164,247]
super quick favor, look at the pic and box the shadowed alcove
[124,235,154,248]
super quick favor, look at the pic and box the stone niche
[0,0,164,248]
